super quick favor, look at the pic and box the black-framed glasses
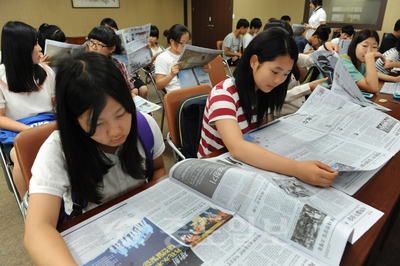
[176,40,191,46]
[86,39,108,51]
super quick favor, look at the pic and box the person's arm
[356,52,384,93]
[152,154,165,179]
[215,119,338,187]
[224,47,241,57]
[150,50,165,65]
[377,72,400,83]
[384,59,400,70]
[285,77,328,103]
[202,64,211,73]
[0,108,30,132]
[155,62,181,90]
[25,193,78,266]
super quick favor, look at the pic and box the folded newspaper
[61,158,383,266]
[133,96,160,113]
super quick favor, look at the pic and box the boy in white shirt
[243,18,262,50]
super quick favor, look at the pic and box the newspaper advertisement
[169,159,353,266]
[44,40,86,68]
[116,23,151,74]
[133,96,161,113]
[61,201,187,266]
[209,153,384,244]
[380,82,400,95]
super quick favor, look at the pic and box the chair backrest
[14,122,58,189]
[208,55,227,87]
[216,40,223,50]
[164,85,212,146]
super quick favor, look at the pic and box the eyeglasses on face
[86,39,108,51]
[176,40,191,46]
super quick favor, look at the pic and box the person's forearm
[155,73,175,90]
[25,224,77,266]
[285,84,311,103]
[385,61,400,69]
[0,116,30,132]
[377,72,399,82]
[224,51,241,57]
[364,55,380,92]
[229,139,301,177]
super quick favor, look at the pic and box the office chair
[208,55,229,87]
[14,122,58,219]
[164,85,212,162]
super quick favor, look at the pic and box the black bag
[176,93,209,158]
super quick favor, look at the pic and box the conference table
[58,92,400,266]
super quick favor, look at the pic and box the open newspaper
[44,40,86,68]
[292,24,306,37]
[245,86,400,195]
[61,158,384,266]
[310,50,390,111]
[338,39,351,55]
[380,82,400,95]
[177,45,222,89]
[133,96,161,113]
[114,23,152,75]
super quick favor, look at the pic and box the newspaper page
[115,23,151,74]
[331,59,391,111]
[292,24,306,37]
[210,153,384,244]
[380,82,400,95]
[169,159,353,266]
[61,200,187,266]
[338,39,351,55]
[309,50,339,85]
[177,45,222,70]
[133,96,161,113]
[44,40,86,68]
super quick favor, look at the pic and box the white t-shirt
[0,63,55,120]
[29,113,165,215]
[243,33,255,49]
[154,50,180,93]
[331,38,340,44]
[305,7,327,38]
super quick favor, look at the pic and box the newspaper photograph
[44,40,86,68]
[309,50,339,85]
[133,95,161,113]
[292,24,306,37]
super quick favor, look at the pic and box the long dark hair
[38,23,66,52]
[347,29,379,67]
[233,27,298,125]
[55,52,145,204]
[88,26,124,54]
[1,21,47,93]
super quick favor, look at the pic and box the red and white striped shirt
[198,78,263,158]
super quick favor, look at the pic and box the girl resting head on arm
[24,52,165,265]
[198,27,338,187]
[343,29,400,92]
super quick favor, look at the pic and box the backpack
[57,110,154,225]
[176,93,209,158]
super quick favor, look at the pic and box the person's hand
[170,62,181,76]
[202,64,211,73]
[302,23,310,30]
[309,77,329,91]
[146,42,151,49]
[232,56,238,62]
[300,34,305,40]
[366,51,385,62]
[324,42,339,54]
[295,161,338,187]
[393,75,400,83]
[39,54,50,66]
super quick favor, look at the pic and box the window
[303,0,388,30]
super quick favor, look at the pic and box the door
[191,0,233,49]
